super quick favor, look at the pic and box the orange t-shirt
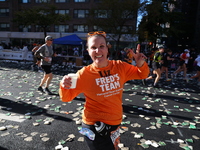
[59,60,149,125]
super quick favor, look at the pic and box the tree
[87,0,147,59]
[13,4,69,38]
[138,0,185,48]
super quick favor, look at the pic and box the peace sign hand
[133,44,147,67]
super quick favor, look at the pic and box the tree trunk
[114,38,121,60]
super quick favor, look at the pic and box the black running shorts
[152,62,161,70]
[41,65,52,74]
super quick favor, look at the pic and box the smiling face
[87,35,109,68]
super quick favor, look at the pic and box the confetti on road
[0,126,7,131]
[41,137,50,142]
[0,113,26,122]
[24,136,33,142]
[0,61,200,150]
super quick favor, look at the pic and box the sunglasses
[88,31,106,38]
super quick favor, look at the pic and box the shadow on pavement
[123,104,194,121]
[0,61,33,71]
[123,91,200,104]
[154,94,200,104]
[0,97,72,122]
[0,146,8,150]
[128,79,200,94]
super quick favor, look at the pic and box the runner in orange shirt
[123,47,134,64]
[59,31,149,150]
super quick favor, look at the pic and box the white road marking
[159,99,184,137]
[0,113,26,122]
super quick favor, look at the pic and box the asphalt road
[0,61,200,150]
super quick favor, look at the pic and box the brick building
[0,0,138,49]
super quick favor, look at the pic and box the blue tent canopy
[53,34,83,45]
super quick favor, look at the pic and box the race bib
[110,127,120,150]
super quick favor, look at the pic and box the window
[94,10,110,18]
[168,3,175,12]
[73,25,88,32]
[19,25,31,32]
[55,10,69,15]
[74,10,89,18]
[21,0,31,3]
[55,25,69,32]
[0,23,10,31]
[55,0,69,2]
[122,10,134,19]
[0,9,9,17]
[35,25,50,32]
[74,0,89,2]
[35,0,50,3]
[121,26,133,32]
[35,25,41,32]
[93,25,103,31]
[165,22,170,28]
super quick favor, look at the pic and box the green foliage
[138,0,186,43]
[87,0,145,57]
[13,4,69,37]
[87,0,141,38]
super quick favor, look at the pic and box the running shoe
[166,78,172,81]
[38,86,44,93]
[153,84,159,88]
[171,73,177,79]
[38,69,43,72]
[44,87,52,95]
[184,78,189,83]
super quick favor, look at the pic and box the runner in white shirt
[190,54,200,85]
[172,49,190,82]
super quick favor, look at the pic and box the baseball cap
[158,46,164,49]
[184,49,189,52]
[45,35,53,41]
